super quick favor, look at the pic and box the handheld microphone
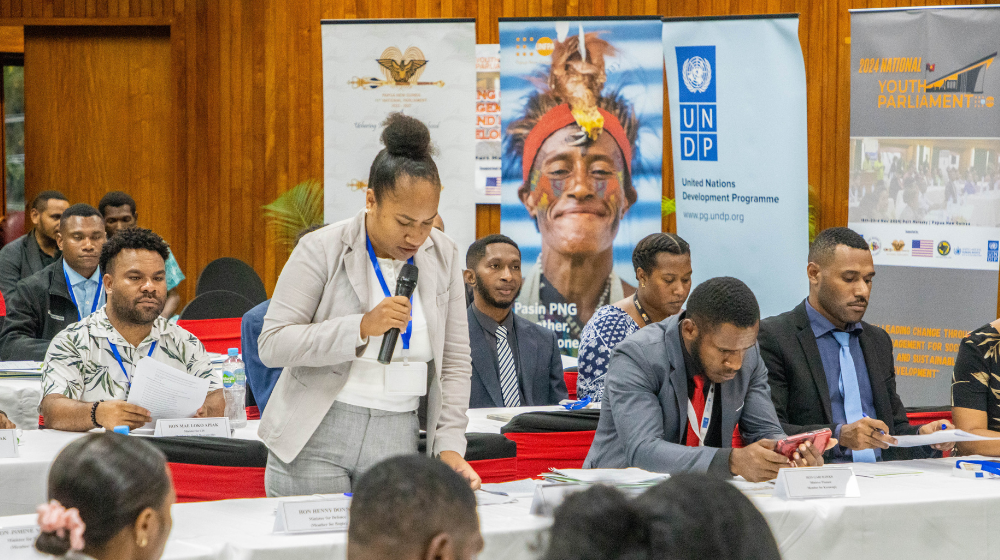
[378,263,419,364]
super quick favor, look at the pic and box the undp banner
[664,15,809,318]
[321,19,477,253]
[499,17,664,356]
[850,7,1000,406]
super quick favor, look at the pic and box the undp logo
[676,46,717,162]
[683,56,712,94]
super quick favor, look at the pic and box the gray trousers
[265,401,419,497]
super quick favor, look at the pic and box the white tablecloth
[0,379,41,430]
[0,421,263,516]
[4,458,1000,560]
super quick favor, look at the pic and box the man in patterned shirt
[39,227,223,431]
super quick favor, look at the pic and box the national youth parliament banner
[321,19,477,253]
[475,44,502,204]
[664,15,809,319]
[499,17,664,356]
[850,7,1000,406]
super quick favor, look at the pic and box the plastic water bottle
[222,348,247,429]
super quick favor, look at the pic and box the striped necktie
[496,325,521,407]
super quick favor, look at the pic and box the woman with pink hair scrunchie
[34,433,175,560]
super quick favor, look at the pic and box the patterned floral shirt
[165,249,186,292]
[42,307,221,402]
[952,323,1000,431]
[577,305,639,402]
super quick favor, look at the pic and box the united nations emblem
[682,56,712,94]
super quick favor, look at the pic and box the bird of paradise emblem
[349,46,445,89]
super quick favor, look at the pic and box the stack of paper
[540,468,669,488]
[0,361,43,378]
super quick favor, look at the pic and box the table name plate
[0,430,19,458]
[273,496,351,534]
[153,418,231,438]
[0,525,44,559]
[773,466,860,500]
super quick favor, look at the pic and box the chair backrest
[179,290,255,321]
[196,257,267,305]
[1,210,25,246]
[177,317,243,354]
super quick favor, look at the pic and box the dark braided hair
[632,233,690,274]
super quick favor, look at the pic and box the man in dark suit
[0,191,69,296]
[464,234,566,408]
[0,204,107,361]
[585,277,832,481]
[759,227,954,462]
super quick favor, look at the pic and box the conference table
[3,454,1000,560]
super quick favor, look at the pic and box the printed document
[126,358,209,427]
[891,429,999,448]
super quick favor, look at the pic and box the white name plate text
[154,417,231,438]
[0,430,19,458]
[773,466,860,500]
[273,496,351,534]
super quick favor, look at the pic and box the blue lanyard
[366,234,414,350]
[109,341,158,389]
[63,269,103,321]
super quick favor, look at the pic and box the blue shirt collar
[804,298,863,338]
[62,259,101,287]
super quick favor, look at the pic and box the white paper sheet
[126,358,209,427]
[0,362,42,372]
[547,468,669,485]
[890,429,999,448]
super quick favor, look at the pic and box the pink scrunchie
[37,500,86,552]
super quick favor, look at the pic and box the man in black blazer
[464,235,566,408]
[759,227,953,462]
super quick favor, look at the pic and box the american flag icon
[485,176,501,196]
[912,240,933,257]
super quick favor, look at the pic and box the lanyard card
[385,360,428,396]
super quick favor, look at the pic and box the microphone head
[396,263,419,295]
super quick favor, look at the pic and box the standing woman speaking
[258,113,480,495]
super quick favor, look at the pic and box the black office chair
[196,257,267,306]
[179,290,256,320]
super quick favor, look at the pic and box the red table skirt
[504,431,596,479]
[468,457,519,484]
[168,463,267,503]
[907,410,952,427]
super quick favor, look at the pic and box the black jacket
[0,231,60,297]
[0,258,79,361]
[467,306,567,408]
[758,300,923,461]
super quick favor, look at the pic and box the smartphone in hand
[774,428,832,459]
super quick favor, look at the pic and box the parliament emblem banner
[664,15,809,320]
[850,7,1000,406]
[321,19,477,253]
[499,17,664,356]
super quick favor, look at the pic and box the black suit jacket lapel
[515,317,539,404]
[793,303,833,423]
[467,307,504,407]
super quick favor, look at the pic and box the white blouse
[336,256,432,412]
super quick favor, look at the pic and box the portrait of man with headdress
[501,20,661,355]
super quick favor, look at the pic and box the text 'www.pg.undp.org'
[683,211,745,224]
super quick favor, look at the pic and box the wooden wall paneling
[23,25,175,258]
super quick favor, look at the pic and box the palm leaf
[262,179,325,251]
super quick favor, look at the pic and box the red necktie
[686,374,706,447]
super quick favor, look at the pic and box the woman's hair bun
[381,113,433,159]
[35,531,72,556]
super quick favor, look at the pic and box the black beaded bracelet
[91,401,103,428]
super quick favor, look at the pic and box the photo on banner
[849,7,1000,406]
[321,19,477,253]
[499,16,664,356]
[664,15,809,319]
